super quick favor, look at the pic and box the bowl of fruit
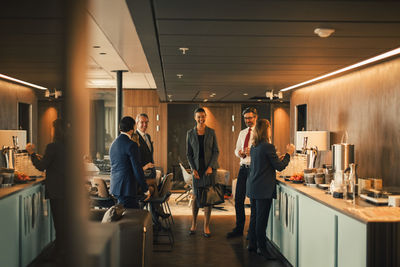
[289,173,304,184]
[14,171,31,183]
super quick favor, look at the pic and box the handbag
[201,183,225,206]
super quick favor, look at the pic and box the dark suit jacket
[109,134,148,197]
[136,131,154,165]
[247,142,290,199]
[31,141,66,199]
[186,126,219,171]
[136,131,155,178]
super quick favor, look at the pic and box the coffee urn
[332,144,354,173]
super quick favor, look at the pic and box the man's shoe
[226,229,243,238]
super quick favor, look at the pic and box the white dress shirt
[234,126,255,166]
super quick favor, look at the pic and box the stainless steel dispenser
[332,144,354,172]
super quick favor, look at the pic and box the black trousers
[49,198,66,253]
[234,165,250,232]
[248,198,273,250]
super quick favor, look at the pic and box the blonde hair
[252,119,271,147]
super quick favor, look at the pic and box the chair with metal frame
[144,173,174,250]
[175,163,194,207]
[90,178,116,209]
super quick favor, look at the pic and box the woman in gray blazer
[186,107,219,237]
[246,119,295,260]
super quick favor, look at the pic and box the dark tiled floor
[30,215,289,267]
[152,215,288,267]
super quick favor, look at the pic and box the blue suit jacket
[247,142,290,199]
[109,134,148,197]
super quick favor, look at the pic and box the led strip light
[280,46,400,92]
[0,73,47,90]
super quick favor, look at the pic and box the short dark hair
[242,107,258,116]
[119,116,135,132]
[194,107,206,116]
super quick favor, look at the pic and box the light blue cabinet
[298,194,336,267]
[0,193,20,267]
[271,184,298,266]
[0,183,53,267]
[19,184,52,266]
[271,182,368,267]
[337,213,367,267]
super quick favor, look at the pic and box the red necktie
[243,128,252,150]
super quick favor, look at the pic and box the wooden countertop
[0,178,45,200]
[276,177,400,223]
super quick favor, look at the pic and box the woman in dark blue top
[186,108,219,237]
[246,119,295,260]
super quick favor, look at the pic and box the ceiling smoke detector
[314,28,335,38]
[179,47,189,55]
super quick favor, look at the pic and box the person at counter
[26,118,67,259]
[246,119,295,260]
[109,116,152,209]
[227,107,258,239]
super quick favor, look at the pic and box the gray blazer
[186,126,219,172]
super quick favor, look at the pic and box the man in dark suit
[135,113,168,222]
[135,113,155,179]
[110,116,151,209]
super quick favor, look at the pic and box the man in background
[109,116,151,208]
[136,113,168,222]
[227,107,258,238]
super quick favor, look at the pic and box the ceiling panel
[126,0,400,101]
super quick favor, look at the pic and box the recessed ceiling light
[314,28,335,38]
[100,52,107,55]
[243,93,248,96]
[179,48,189,55]
[177,74,183,79]
[257,99,262,102]
[210,94,214,97]
[280,46,400,92]
[203,99,208,102]
[93,45,101,48]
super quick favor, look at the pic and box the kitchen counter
[271,177,400,267]
[0,177,45,200]
[276,177,400,223]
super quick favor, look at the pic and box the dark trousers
[49,198,66,253]
[248,198,273,250]
[116,195,139,209]
[234,165,250,232]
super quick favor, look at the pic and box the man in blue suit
[110,116,151,208]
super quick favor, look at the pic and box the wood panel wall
[123,89,168,173]
[290,56,400,186]
[272,103,290,155]
[0,79,38,144]
[202,103,242,184]
[37,101,61,154]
